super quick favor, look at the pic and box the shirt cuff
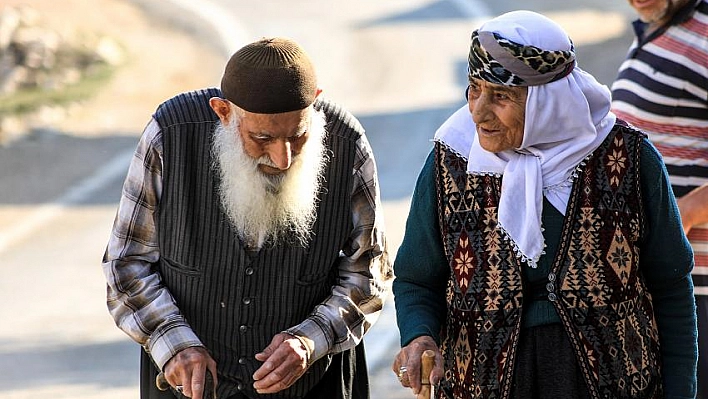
[147,319,204,370]
[286,318,332,364]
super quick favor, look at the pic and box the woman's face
[467,78,528,153]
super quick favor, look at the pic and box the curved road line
[0,149,135,254]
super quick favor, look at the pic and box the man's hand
[252,332,311,394]
[392,335,444,395]
[163,347,218,399]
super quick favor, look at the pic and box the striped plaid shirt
[612,0,708,294]
[102,117,391,369]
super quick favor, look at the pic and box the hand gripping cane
[156,369,216,399]
[417,350,436,399]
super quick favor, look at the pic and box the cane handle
[156,371,170,391]
[417,350,435,399]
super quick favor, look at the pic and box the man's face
[237,108,311,176]
[627,0,671,23]
[467,78,527,153]
[210,101,328,248]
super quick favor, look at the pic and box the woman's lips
[477,126,500,136]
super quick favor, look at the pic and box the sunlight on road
[550,10,626,45]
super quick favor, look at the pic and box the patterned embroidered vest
[434,123,662,399]
[154,89,360,399]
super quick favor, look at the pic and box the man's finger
[188,367,206,399]
[253,364,298,394]
[255,342,277,361]
[252,351,278,381]
[253,350,303,393]
[254,333,287,364]
[253,346,292,384]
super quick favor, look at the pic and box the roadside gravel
[5,0,225,139]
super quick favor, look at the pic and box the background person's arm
[678,182,708,234]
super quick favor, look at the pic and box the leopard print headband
[468,30,576,86]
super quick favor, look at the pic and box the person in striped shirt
[611,0,708,397]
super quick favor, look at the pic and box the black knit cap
[221,37,318,114]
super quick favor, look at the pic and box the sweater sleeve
[638,140,698,399]
[392,149,450,346]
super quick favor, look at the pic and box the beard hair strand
[211,108,329,248]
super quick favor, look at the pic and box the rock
[0,6,21,50]
[0,4,127,145]
[95,37,124,66]
[0,5,123,96]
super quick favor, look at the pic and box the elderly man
[392,10,697,399]
[611,0,708,396]
[102,37,391,399]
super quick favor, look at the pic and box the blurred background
[0,0,636,397]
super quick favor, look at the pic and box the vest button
[242,297,252,305]
[239,325,248,333]
[548,272,556,282]
[548,293,557,302]
[245,267,254,276]
[546,282,554,292]
[237,382,245,391]
[238,357,247,365]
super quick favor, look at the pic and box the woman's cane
[417,350,436,399]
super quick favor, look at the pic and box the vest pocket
[295,253,339,286]
[160,256,202,276]
[296,271,332,286]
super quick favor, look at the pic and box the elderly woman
[392,10,697,399]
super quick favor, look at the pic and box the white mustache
[213,108,328,248]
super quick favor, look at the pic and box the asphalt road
[0,1,637,398]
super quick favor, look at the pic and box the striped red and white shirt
[612,0,708,295]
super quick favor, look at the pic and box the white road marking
[165,0,249,56]
[0,150,134,254]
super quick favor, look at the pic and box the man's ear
[209,97,232,123]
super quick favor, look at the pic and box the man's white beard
[212,109,328,249]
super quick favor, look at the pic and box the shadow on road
[0,339,139,392]
[0,130,138,205]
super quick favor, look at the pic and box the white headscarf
[435,11,616,267]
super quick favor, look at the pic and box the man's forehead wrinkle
[245,119,308,138]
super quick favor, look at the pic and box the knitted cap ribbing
[221,37,318,114]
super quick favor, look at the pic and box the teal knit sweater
[393,140,698,398]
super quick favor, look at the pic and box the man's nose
[268,140,293,171]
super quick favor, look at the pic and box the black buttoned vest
[154,88,360,399]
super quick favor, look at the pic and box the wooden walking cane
[417,350,436,399]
